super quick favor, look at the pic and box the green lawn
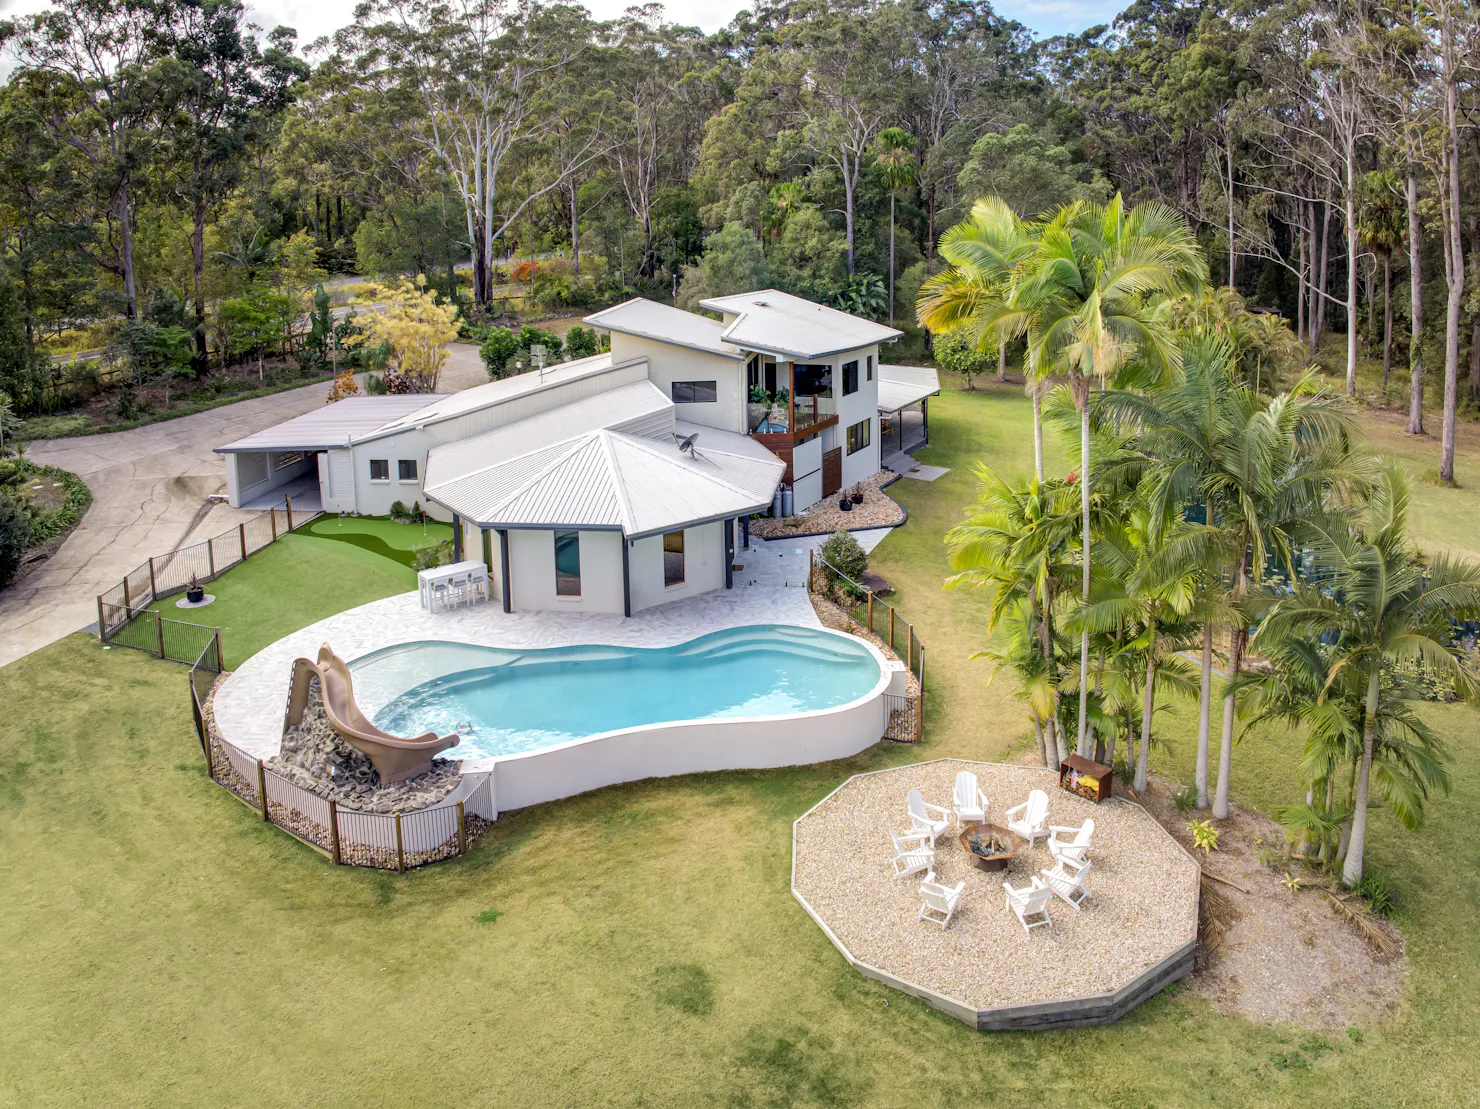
[3,373,1480,1106]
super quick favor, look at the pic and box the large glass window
[369,459,389,481]
[663,530,685,586]
[792,363,835,432]
[397,459,418,481]
[842,360,859,396]
[671,380,718,403]
[846,417,872,455]
[554,531,581,596]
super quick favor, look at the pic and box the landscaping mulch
[749,470,903,539]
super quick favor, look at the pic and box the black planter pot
[187,587,205,603]
[851,493,864,505]
[839,499,852,512]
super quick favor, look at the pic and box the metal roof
[423,381,674,489]
[877,364,942,413]
[424,424,785,539]
[583,298,742,359]
[352,352,639,443]
[699,289,903,360]
[213,396,445,454]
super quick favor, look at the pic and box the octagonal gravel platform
[791,759,1201,1031]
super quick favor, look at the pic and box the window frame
[866,354,874,381]
[671,380,719,404]
[397,459,419,483]
[554,530,582,597]
[368,458,390,482]
[662,529,686,587]
[846,417,872,456]
[842,359,859,396]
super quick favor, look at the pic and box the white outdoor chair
[429,579,453,612]
[1048,818,1095,866]
[1041,856,1092,911]
[907,789,952,845]
[1005,789,1050,848]
[952,771,988,828]
[918,877,966,930]
[450,570,475,608]
[1003,876,1054,934]
[889,829,935,879]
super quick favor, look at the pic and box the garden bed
[0,461,93,586]
[748,471,903,539]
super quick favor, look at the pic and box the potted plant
[186,574,205,603]
[850,484,864,505]
[839,496,852,512]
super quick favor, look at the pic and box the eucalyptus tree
[1253,464,1480,885]
[991,196,1206,759]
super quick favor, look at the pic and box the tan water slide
[284,644,460,784]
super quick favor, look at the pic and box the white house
[214,290,905,615]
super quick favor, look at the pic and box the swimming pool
[349,625,885,763]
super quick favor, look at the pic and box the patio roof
[424,423,784,540]
[699,289,902,361]
[876,363,941,413]
[214,396,445,454]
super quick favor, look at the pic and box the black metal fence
[97,498,319,651]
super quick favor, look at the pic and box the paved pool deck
[212,545,821,768]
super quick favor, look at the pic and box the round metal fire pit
[959,823,1027,872]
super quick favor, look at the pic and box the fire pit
[958,824,1027,872]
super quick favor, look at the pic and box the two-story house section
[585,291,901,511]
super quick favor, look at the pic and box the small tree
[564,324,598,359]
[820,529,868,597]
[480,327,519,378]
[934,330,996,390]
[220,292,289,380]
[357,278,459,393]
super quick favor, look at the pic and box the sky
[0,0,1123,55]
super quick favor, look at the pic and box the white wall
[791,436,824,512]
[506,527,627,614]
[628,521,726,613]
[834,345,881,491]
[609,332,746,433]
[488,677,888,813]
[225,450,315,508]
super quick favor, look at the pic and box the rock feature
[268,675,460,813]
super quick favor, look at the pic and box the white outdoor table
[418,559,489,610]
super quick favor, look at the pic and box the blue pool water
[351,625,881,761]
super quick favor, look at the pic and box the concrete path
[0,344,491,669]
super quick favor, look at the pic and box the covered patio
[877,364,940,461]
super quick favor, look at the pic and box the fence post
[394,812,405,872]
[917,649,926,740]
[122,575,131,614]
[329,799,342,865]
[285,496,293,532]
[155,613,165,658]
[808,547,814,589]
[148,556,157,598]
[214,627,224,671]
[457,800,467,856]
[96,595,106,641]
[906,625,913,670]
[888,607,895,652]
[207,538,216,578]
[867,590,874,635]
[270,507,278,541]
[256,760,269,821]
[239,522,247,559]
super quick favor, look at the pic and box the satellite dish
[677,432,699,454]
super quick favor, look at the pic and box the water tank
[781,486,794,517]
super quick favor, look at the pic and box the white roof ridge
[596,429,639,534]
[613,430,777,505]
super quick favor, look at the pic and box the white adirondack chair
[1041,856,1093,910]
[918,877,966,930]
[889,828,935,879]
[952,771,988,828]
[1005,789,1050,847]
[1048,818,1095,866]
[1003,876,1053,934]
[907,789,951,845]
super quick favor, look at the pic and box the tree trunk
[1345,174,1358,396]
[1226,137,1236,288]
[997,340,1006,382]
[1035,595,1060,769]
[1439,41,1463,485]
[1365,260,1374,353]
[888,192,896,326]
[1076,399,1093,758]
[570,182,581,278]
[926,185,936,274]
[1470,216,1480,403]
[1032,385,1044,482]
[1136,651,1156,793]
[1313,197,1331,352]
[1296,227,1306,342]
[192,196,209,374]
[1407,170,1425,435]
[119,181,138,320]
[1032,713,1047,770]
[1342,668,1381,887]
[842,145,856,276]
[1213,622,1242,819]
[1196,623,1213,809]
[1381,253,1393,390]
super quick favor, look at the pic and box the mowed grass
[142,516,451,668]
[3,371,1480,1105]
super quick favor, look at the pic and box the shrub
[479,326,519,378]
[1188,818,1220,853]
[820,529,868,596]
[1172,783,1199,811]
[0,490,31,587]
[412,538,453,571]
[933,329,997,389]
[517,325,562,358]
[388,500,408,520]
[1354,871,1397,917]
[564,324,598,360]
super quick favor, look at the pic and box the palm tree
[1253,464,1480,885]
[874,128,916,328]
[946,465,1080,767]
[998,196,1208,758]
[1356,171,1405,392]
[917,198,1038,473]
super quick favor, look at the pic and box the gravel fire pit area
[792,759,1201,1031]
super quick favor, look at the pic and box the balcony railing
[793,392,836,432]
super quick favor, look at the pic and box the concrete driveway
[0,344,489,668]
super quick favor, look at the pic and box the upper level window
[554,531,581,596]
[398,459,418,482]
[842,360,859,396]
[672,380,718,403]
[663,530,685,586]
[866,354,874,381]
[847,417,872,455]
[369,459,389,481]
[793,363,835,432]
